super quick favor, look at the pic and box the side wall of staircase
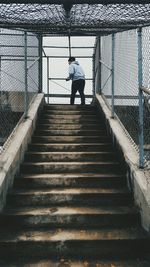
[96,94,150,232]
[0,94,44,211]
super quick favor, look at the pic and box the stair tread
[19,173,125,178]
[22,161,119,165]
[33,135,107,137]
[0,227,148,242]
[11,188,129,195]
[1,259,149,267]
[3,206,138,215]
[30,142,111,144]
[26,151,115,155]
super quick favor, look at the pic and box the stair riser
[34,130,106,136]
[36,124,103,130]
[38,119,100,124]
[8,194,132,207]
[43,105,96,111]
[42,111,97,115]
[25,153,116,162]
[32,136,109,143]
[14,177,126,189]
[0,214,139,229]
[29,144,112,152]
[0,240,149,259]
[40,115,99,120]
[21,163,121,174]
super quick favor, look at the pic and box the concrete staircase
[0,104,150,266]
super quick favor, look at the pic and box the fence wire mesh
[0,28,39,152]
[94,27,150,168]
[1,4,150,35]
[142,26,150,163]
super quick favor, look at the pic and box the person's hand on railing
[66,77,70,81]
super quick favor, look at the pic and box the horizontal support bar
[0,24,141,30]
[43,46,94,49]
[141,86,150,95]
[44,93,92,98]
[103,95,139,99]
[0,0,149,4]
[43,55,92,58]
[49,78,92,81]
[0,45,38,48]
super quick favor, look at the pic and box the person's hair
[68,56,75,62]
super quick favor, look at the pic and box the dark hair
[68,56,75,62]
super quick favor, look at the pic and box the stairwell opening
[42,35,95,105]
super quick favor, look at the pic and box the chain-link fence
[0,28,39,152]
[94,27,150,168]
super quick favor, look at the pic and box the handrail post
[111,33,115,118]
[92,53,96,100]
[38,34,43,93]
[24,31,28,118]
[98,36,101,94]
[68,30,71,58]
[137,27,144,168]
[47,56,50,104]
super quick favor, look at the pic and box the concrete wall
[0,94,45,211]
[96,94,150,233]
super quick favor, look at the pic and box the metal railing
[0,29,40,152]
[94,28,150,168]
[42,39,94,105]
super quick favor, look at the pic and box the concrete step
[0,227,149,259]
[40,114,99,120]
[7,188,132,207]
[42,110,97,115]
[1,259,150,267]
[0,206,140,229]
[38,118,100,124]
[43,104,96,111]
[28,143,112,152]
[36,123,103,130]
[32,135,110,143]
[34,129,106,136]
[20,161,122,174]
[14,173,126,189]
[25,151,117,162]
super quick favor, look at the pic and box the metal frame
[137,27,144,168]
[24,31,28,118]
[1,2,150,36]
[44,43,93,103]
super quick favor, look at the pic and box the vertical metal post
[137,27,144,168]
[92,53,96,100]
[0,56,2,103]
[38,34,43,93]
[98,36,101,94]
[111,33,115,118]
[47,57,50,104]
[24,31,28,118]
[68,30,71,57]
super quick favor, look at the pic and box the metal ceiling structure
[0,1,150,35]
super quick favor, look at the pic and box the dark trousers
[71,79,85,105]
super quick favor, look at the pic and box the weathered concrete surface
[0,259,150,267]
[96,94,150,232]
[0,94,44,211]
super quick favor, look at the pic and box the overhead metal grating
[0,2,150,35]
